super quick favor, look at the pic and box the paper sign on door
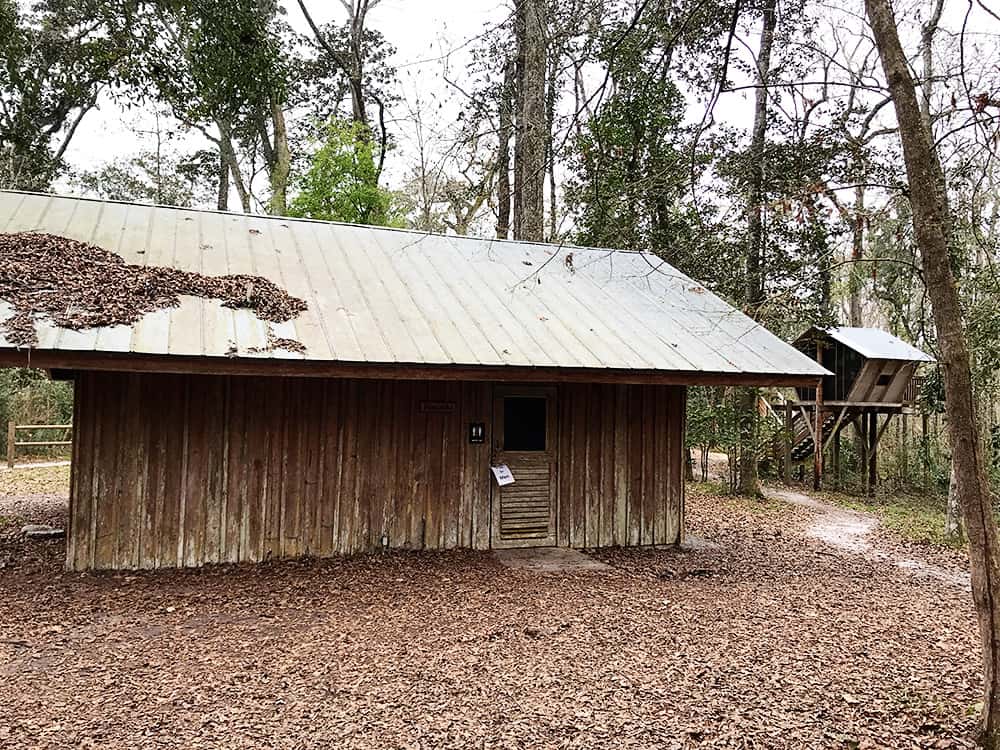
[490,464,515,486]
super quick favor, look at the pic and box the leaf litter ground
[0,478,980,749]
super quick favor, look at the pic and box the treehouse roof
[798,326,934,363]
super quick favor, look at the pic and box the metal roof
[0,191,829,381]
[817,327,934,362]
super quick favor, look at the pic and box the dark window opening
[877,373,892,386]
[503,397,546,451]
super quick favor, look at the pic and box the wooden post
[813,383,823,490]
[832,428,841,490]
[921,412,930,490]
[783,402,792,484]
[868,412,878,497]
[858,416,869,496]
[6,422,15,469]
[901,413,909,482]
[813,342,824,491]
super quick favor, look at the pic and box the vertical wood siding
[68,373,685,570]
[556,382,685,549]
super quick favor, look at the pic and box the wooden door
[491,387,557,548]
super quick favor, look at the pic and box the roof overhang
[795,326,935,363]
[0,348,826,388]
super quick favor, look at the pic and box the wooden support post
[813,341,824,491]
[6,422,15,469]
[832,428,841,490]
[858,416,869,497]
[921,412,930,490]
[867,412,878,497]
[783,402,792,484]
[901,414,909,482]
[813,379,823,491]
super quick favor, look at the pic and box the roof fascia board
[0,349,828,388]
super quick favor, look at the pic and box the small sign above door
[490,464,515,486]
[420,400,457,413]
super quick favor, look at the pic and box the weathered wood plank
[222,377,243,563]
[470,382,491,549]
[93,372,125,568]
[320,378,343,554]
[613,383,628,546]
[68,376,90,570]
[67,375,688,569]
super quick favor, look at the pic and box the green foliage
[715,119,845,334]
[73,148,217,207]
[686,387,739,454]
[297,18,397,126]
[288,120,399,226]
[563,9,736,286]
[134,0,289,127]
[0,370,73,458]
[0,0,137,190]
[686,387,780,490]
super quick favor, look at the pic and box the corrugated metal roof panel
[0,191,829,379]
[824,327,935,362]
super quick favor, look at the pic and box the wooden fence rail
[6,422,73,469]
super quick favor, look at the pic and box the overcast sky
[62,0,1000,216]
[68,1,510,184]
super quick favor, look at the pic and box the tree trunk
[347,2,368,125]
[497,57,515,239]
[512,0,546,242]
[545,44,559,241]
[737,0,777,498]
[866,0,1000,743]
[946,458,964,543]
[736,389,761,496]
[217,119,251,213]
[849,182,865,326]
[267,98,291,216]
[217,148,229,211]
[919,0,945,136]
[745,0,776,313]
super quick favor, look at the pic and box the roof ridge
[0,189,648,257]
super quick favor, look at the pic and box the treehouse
[778,326,934,494]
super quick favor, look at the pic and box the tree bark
[267,97,291,216]
[217,119,251,213]
[919,0,945,136]
[497,57,515,239]
[946,459,965,543]
[737,0,777,498]
[744,0,776,312]
[216,148,229,211]
[849,182,865,326]
[545,43,559,242]
[866,0,1000,743]
[512,0,546,242]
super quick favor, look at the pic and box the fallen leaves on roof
[0,232,308,348]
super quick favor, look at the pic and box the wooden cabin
[781,326,933,492]
[0,191,828,571]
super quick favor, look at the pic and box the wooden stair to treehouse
[788,411,839,462]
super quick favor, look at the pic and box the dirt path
[767,486,971,590]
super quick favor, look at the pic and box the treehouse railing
[904,375,924,405]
